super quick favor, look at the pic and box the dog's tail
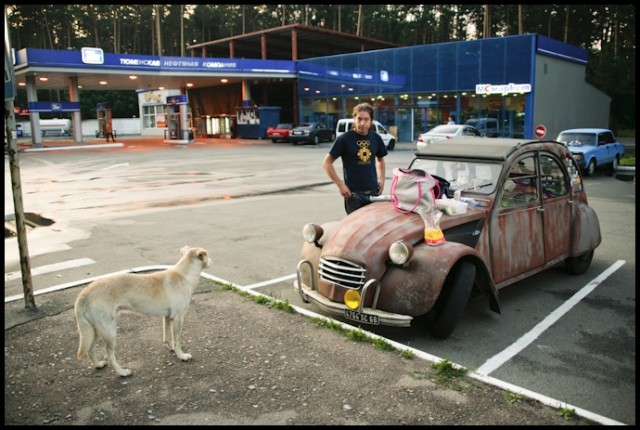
[74,295,95,360]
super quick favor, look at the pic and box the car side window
[501,155,538,207]
[540,154,568,199]
[565,157,584,192]
[599,132,614,144]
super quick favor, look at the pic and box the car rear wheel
[313,135,319,145]
[387,139,396,150]
[564,250,594,275]
[429,260,476,340]
[585,159,596,176]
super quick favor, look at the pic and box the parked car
[556,128,625,176]
[335,118,397,150]
[416,124,482,152]
[289,122,336,145]
[266,123,295,143]
[294,137,601,339]
[465,118,499,137]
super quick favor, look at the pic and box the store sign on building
[81,47,104,65]
[476,83,531,95]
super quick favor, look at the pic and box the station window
[143,105,165,129]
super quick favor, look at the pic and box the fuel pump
[163,94,192,144]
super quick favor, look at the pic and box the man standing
[323,103,387,215]
[105,121,116,142]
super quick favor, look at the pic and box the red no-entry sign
[535,125,547,138]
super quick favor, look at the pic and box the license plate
[273,133,281,136]
[344,309,379,325]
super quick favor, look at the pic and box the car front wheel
[313,135,319,145]
[387,139,396,150]
[564,250,594,275]
[585,159,596,176]
[429,260,476,340]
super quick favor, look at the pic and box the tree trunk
[563,5,569,43]
[180,5,185,57]
[518,5,523,34]
[154,5,162,55]
[483,5,491,39]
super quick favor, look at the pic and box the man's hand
[338,182,352,199]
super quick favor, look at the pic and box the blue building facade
[12,33,609,144]
[296,34,608,142]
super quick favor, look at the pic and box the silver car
[416,124,482,152]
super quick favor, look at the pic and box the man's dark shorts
[345,190,377,215]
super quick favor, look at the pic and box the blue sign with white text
[28,101,81,112]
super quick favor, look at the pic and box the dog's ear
[180,245,189,255]
[196,249,207,261]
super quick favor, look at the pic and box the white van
[464,118,498,137]
[335,118,397,150]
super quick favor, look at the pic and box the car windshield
[409,158,502,195]
[276,123,292,129]
[557,132,595,146]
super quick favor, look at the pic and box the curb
[615,165,636,182]
[18,143,124,152]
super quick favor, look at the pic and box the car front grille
[319,257,366,290]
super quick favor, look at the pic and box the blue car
[556,128,625,176]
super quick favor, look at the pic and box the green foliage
[344,327,369,342]
[7,5,634,131]
[399,349,414,359]
[432,358,466,382]
[557,406,576,420]
[619,154,635,166]
[506,391,523,404]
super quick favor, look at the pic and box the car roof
[426,125,466,133]
[415,137,565,160]
[338,118,382,124]
[558,128,612,134]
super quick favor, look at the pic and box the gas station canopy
[12,24,401,93]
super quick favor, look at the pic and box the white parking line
[4,258,96,282]
[102,162,129,170]
[475,260,626,376]
[244,273,296,289]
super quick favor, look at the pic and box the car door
[316,123,327,140]
[538,153,571,262]
[598,131,615,164]
[490,153,545,285]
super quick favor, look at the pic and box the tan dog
[75,246,211,377]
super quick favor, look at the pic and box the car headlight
[343,289,361,310]
[302,223,323,243]
[571,152,584,161]
[389,241,413,265]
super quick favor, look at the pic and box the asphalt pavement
[5,133,633,425]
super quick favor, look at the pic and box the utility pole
[5,6,35,308]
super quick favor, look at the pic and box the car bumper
[294,260,413,327]
[289,136,312,143]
